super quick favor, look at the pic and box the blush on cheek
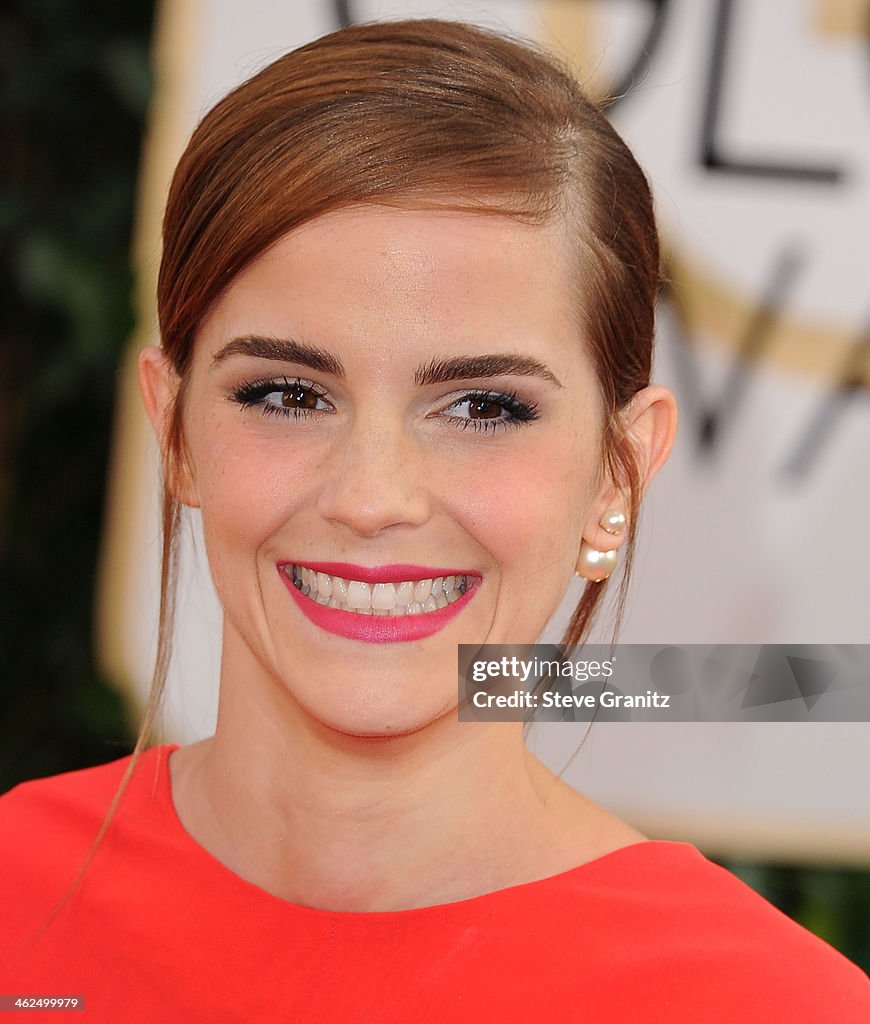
[462,466,572,561]
[196,447,303,544]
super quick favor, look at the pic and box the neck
[169,637,632,912]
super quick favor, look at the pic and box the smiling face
[146,205,620,738]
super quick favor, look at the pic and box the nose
[315,416,432,538]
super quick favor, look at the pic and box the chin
[305,694,456,743]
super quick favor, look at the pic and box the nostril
[315,431,431,534]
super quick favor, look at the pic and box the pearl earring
[574,509,626,582]
[575,543,618,582]
[600,509,626,536]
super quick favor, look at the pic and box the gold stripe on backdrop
[627,804,870,867]
[814,0,870,37]
[95,0,202,725]
[537,0,606,102]
[668,246,870,391]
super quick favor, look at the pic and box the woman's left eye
[440,390,539,432]
[229,377,332,418]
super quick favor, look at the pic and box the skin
[139,205,677,912]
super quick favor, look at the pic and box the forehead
[196,205,585,377]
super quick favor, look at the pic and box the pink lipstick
[277,562,480,643]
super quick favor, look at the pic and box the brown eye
[282,384,321,410]
[438,389,539,433]
[467,398,504,419]
[231,376,332,417]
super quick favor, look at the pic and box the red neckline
[150,742,698,922]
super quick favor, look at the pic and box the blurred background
[1,0,868,971]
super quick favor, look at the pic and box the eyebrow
[211,335,562,388]
[211,336,345,377]
[415,354,562,388]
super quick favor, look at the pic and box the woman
[1,18,867,1022]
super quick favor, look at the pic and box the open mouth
[285,565,470,615]
[278,561,480,643]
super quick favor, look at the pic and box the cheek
[192,429,320,572]
[450,433,598,573]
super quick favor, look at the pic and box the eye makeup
[228,376,332,419]
[227,376,541,433]
[438,389,540,433]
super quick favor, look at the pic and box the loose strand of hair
[29,480,181,947]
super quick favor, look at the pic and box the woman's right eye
[229,376,332,418]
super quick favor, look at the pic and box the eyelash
[441,389,540,432]
[228,378,540,433]
[230,376,331,419]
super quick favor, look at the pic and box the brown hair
[140,16,658,772]
[43,23,660,922]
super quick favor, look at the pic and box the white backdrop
[97,0,870,864]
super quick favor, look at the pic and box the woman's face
[153,205,619,737]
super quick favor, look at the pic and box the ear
[138,345,200,508]
[581,385,678,550]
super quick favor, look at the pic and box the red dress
[1,745,867,1022]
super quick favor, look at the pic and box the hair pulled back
[150,17,659,744]
[45,20,661,917]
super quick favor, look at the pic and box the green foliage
[721,859,870,974]
[0,0,154,785]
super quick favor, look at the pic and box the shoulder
[2,750,133,817]
[0,751,129,860]
[495,840,870,1020]
[0,746,171,842]
[0,748,173,937]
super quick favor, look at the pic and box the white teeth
[371,583,397,611]
[346,580,372,610]
[288,566,472,617]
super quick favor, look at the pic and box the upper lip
[277,561,479,584]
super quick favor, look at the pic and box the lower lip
[278,568,479,643]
